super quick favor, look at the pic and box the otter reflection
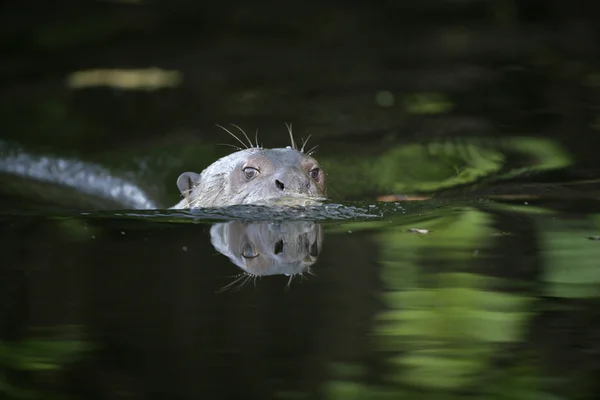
[210,221,324,290]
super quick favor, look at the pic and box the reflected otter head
[175,147,327,208]
[210,220,324,289]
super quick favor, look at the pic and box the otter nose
[274,169,310,193]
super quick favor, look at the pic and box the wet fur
[170,124,326,209]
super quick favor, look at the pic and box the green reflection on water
[0,327,91,400]
[323,202,600,399]
[403,93,454,115]
[321,136,573,199]
[539,217,600,299]
[374,207,533,389]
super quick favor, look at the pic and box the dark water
[2,200,600,399]
[2,1,600,399]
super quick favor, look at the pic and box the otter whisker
[306,144,319,156]
[325,181,341,197]
[297,273,306,284]
[216,273,248,293]
[233,273,257,292]
[215,124,249,149]
[230,123,254,149]
[300,134,312,153]
[218,272,245,280]
[216,143,243,151]
[254,129,261,148]
[284,274,296,291]
[242,274,254,290]
[232,274,250,292]
[285,122,297,150]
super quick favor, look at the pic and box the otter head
[176,147,327,208]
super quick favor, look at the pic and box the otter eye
[309,168,320,181]
[242,166,259,180]
[241,242,259,259]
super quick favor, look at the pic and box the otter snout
[273,168,312,194]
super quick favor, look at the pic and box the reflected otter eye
[241,242,259,259]
[309,168,320,181]
[242,167,259,180]
[274,239,284,255]
[308,240,319,257]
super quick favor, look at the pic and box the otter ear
[177,172,202,195]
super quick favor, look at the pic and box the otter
[170,124,327,209]
[0,124,326,210]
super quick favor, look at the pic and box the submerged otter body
[171,146,327,209]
